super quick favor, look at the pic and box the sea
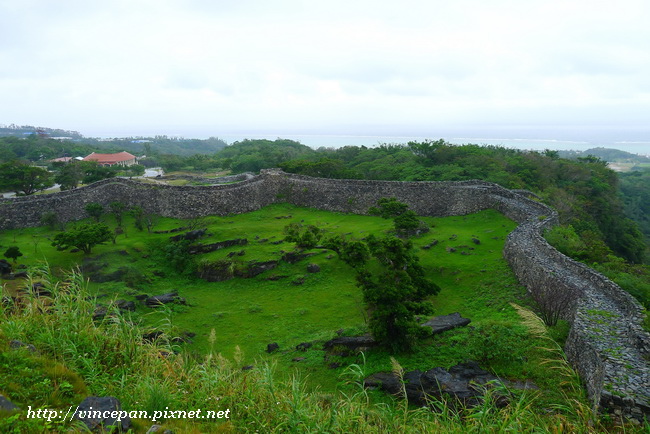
[96,126,650,155]
[214,127,650,156]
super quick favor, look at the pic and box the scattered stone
[116,299,136,311]
[0,259,11,275]
[13,271,28,279]
[145,292,185,307]
[266,274,288,281]
[291,277,305,286]
[292,357,306,362]
[282,251,310,264]
[267,342,279,353]
[446,247,456,253]
[0,394,19,412]
[326,254,334,259]
[242,365,254,371]
[258,238,268,243]
[421,239,439,249]
[236,261,278,278]
[92,305,108,321]
[421,312,471,335]
[471,238,481,245]
[363,372,402,394]
[142,331,164,342]
[74,396,131,432]
[135,294,149,301]
[323,335,377,352]
[187,238,247,254]
[169,228,206,242]
[296,342,313,351]
[9,340,37,353]
[449,234,457,240]
[30,282,52,297]
[271,240,284,245]
[306,263,320,273]
[364,361,512,408]
[328,362,341,369]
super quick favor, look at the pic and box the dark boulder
[282,251,310,264]
[421,312,471,335]
[74,396,131,432]
[142,331,164,342]
[323,335,377,352]
[306,263,321,273]
[92,305,108,321]
[0,394,19,412]
[235,261,278,278]
[0,259,11,275]
[116,300,136,311]
[145,292,185,307]
[363,372,402,395]
[267,342,279,353]
[30,282,52,297]
[187,238,247,254]
[170,228,206,242]
[9,340,37,353]
[364,361,511,408]
[296,342,313,351]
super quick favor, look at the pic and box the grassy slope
[3,203,646,431]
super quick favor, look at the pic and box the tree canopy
[51,223,113,254]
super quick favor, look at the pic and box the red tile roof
[83,151,136,164]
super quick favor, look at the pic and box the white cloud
[1,0,649,137]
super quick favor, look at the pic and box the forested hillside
[1,135,647,264]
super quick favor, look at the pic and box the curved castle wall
[0,169,648,420]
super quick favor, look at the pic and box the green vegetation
[51,223,113,254]
[368,197,428,236]
[0,161,54,195]
[2,266,629,432]
[352,235,440,353]
[3,246,23,264]
[1,204,644,431]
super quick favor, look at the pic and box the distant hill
[0,124,227,156]
[559,147,650,163]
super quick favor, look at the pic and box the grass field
[1,203,591,420]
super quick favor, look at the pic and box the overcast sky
[1,0,649,139]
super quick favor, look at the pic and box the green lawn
[1,203,581,409]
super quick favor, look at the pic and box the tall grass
[1,267,646,432]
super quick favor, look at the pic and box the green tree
[51,223,113,254]
[332,234,440,353]
[84,203,104,222]
[369,197,428,237]
[283,223,323,249]
[130,206,145,231]
[82,162,117,184]
[54,162,84,190]
[110,202,127,227]
[40,211,61,230]
[3,246,23,264]
[0,161,54,195]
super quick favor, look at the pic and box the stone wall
[0,169,647,421]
